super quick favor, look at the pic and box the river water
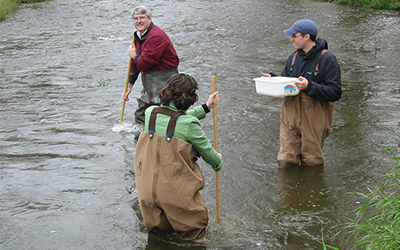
[1,0,399,249]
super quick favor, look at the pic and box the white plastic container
[253,76,299,98]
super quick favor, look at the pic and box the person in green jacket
[134,73,222,242]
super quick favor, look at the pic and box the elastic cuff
[134,55,140,64]
[129,73,139,84]
[202,104,210,113]
[213,164,221,172]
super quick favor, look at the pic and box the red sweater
[130,23,179,74]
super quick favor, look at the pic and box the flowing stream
[1,0,400,249]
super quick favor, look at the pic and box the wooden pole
[212,75,221,220]
[120,37,135,122]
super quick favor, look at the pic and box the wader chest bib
[135,68,178,124]
[134,107,208,240]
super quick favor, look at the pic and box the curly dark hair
[159,73,199,110]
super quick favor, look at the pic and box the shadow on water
[145,234,207,250]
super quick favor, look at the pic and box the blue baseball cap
[284,19,318,36]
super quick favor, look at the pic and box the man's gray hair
[131,6,152,18]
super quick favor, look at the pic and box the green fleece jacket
[144,102,222,171]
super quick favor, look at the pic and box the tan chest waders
[134,107,208,241]
[279,50,334,167]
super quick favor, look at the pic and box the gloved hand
[213,163,222,172]
[212,153,223,172]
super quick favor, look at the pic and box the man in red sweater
[122,6,179,136]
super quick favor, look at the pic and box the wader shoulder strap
[314,49,328,76]
[148,107,185,142]
[289,51,298,76]
[289,49,329,77]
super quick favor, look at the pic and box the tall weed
[0,0,49,21]
[336,0,400,10]
[0,0,19,21]
[335,135,400,249]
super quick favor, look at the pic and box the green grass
[336,0,400,10]
[0,0,19,21]
[332,135,400,249]
[97,78,110,87]
[317,228,341,250]
[0,0,49,21]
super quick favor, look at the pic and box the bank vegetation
[322,135,400,249]
[0,0,48,21]
[336,0,400,10]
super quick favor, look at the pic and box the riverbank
[336,0,400,10]
[0,0,48,21]
[1,0,399,22]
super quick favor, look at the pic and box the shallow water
[1,0,400,249]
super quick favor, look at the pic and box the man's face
[291,32,307,50]
[133,14,152,34]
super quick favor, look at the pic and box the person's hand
[295,76,309,91]
[213,153,223,172]
[206,91,219,109]
[128,45,137,59]
[261,72,272,77]
[122,86,132,101]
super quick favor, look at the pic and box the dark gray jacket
[282,38,341,102]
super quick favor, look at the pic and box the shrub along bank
[0,0,48,21]
[340,136,400,249]
[321,135,400,250]
[336,0,400,10]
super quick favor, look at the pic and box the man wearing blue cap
[262,19,341,167]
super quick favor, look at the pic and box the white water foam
[112,122,135,133]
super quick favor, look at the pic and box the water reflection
[145,234,206,250]
[276,166,337,248]
[279,166,329,211]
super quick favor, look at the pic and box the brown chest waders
[134,107,208,241]
[135,68,178,125]
[279,49,334,167]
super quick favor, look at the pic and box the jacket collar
[135,22,153,42]
[298,38,328,59]
[160,101,187,114]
